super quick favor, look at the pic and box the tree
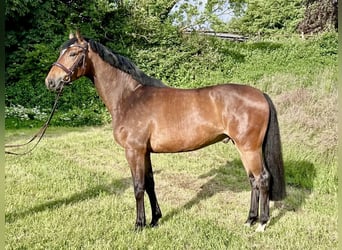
[297,0,338,34]
[171,0,246,31]
[4,0,181,111]
[226,0,304,35]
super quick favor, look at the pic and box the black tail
[263,93,286,201]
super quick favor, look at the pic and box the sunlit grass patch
[5,123,337,249]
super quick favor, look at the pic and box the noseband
[52,43,88,83]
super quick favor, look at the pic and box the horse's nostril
[46,79,55,89]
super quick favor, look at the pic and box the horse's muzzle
[45,77,65,92]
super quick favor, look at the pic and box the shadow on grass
[5,177,131,224]
[269,160,315,227]
[161,159,316,228]
[6,158,316,229]
[161,159,248,224]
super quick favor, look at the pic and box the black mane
[62,38,167,88]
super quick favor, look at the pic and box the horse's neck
[88,53,140,118]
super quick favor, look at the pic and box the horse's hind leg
[245,174,260,226]
[145,153,162,227]
[238,148,270,232]
[257,165,270,232]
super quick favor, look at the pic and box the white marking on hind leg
[255,223,267,232]
[244,221,252,227]
[256,218,271,232]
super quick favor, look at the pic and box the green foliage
[227,0,304,35]
[5,103,111,129]
[5,0,41,17]
[5,0,180,111]
[5,105,48,128]
[171,0,246,31]
[51,105,111,127]
[135,31,337,91]
[5,31,337,128]
[5,0,338,128]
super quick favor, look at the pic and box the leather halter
[52,43,89,83]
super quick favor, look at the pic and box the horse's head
[45,30,89,91]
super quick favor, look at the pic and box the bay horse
[45,31,285,232]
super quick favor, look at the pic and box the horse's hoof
[134,222,146,231]
[150,213,162,227]
[255,223,266,232]
[134,226,143,231]
[244,217,257,227]
[150,220,159,227]
[244,222,252,227]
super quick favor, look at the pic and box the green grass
[5,124,337,249]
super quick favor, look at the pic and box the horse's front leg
[125,148,146,230]
[145,153,162,226]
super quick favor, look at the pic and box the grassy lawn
[5,123,337,249]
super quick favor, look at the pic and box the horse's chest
[112,120,151,149]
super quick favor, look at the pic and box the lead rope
[5,87,64,156]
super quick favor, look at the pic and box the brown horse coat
[45,32,285,232]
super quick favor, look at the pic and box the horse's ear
[69,32,75,40]
[76,29,84,43]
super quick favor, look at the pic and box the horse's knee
[134,183,145,200]
[259,169,270,192]
[249,175,258,189]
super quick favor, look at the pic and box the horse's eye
[69,52,77,57]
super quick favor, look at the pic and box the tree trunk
[297,0,338,34]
